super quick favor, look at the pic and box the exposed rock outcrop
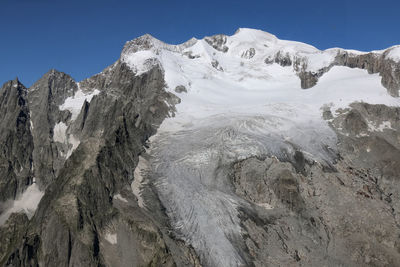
[175,85,187,93]
[230,120,400,266]
[241,48,256,59]
[204,34,229,53]
[274,51,292,67]
[28,70,78,187]
[0,79,33,202]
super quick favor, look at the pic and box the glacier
[120,28,400,266]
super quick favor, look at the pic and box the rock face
[0,79,33,202]
[274,51,292,67]
[227,102,400,266]
[231,141,400,266]
[0,63,197,266]
[241,48,256,59]
[28,70,78,187]
[204,34,229,53]
[1,28,400,267]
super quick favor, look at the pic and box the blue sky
[1,0,399,87]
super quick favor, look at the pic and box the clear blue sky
[1,0,399,87]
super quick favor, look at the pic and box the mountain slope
[1,28,400,267]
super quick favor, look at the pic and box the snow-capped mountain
[1,28,400,267]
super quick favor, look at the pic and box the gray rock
[221,103,400,266]
[28,70,78,187]
[211,60,224,71]
[175,85,187,93]
[121,34,159,55]
[183,51,200,59]
[0,78,33,201]
[264,56,274,65]
[0,62,197,267]
[0,212,29,265]
[241,48,256,59]
[274,51,292,67]
[204,34,229,53]
[231,150,400,266]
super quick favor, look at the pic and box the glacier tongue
[147,111,338,267]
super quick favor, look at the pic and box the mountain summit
[1,28,400,266]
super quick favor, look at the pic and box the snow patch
[53,122,68,143]
[60,85,100,121]
[105,232,117,245]
[55,84,99,159]
[30,118,34,132]
[256,202,274,209]
[65,134,80,159]
[113,194,128,203]
[367,120,393,132]
[305,50,337,72]
[131,156,148,208]
[122,51,160,75]
[0,183,44,225]
[53,122,80,159]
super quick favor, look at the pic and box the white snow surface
[60,85,100,120]
[0,183,44,225]
[113,194,128,203]
[105,232,117,245]
[53,122,68,144]
[122,28,399,130]
[121,28,400,267]
[386,46,400,62]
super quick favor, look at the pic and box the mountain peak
[234,27,278,40]
[121,33,166,55]
[0,77,26,92]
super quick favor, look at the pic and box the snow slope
[122,28,400,267]
[386,45,400,62]
[0,183,44,225]
[122,28,398,130]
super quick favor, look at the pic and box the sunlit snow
[0,183,44,225]
[385,46,400,62]
[105,232,117,245]
[60,85,100,120]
